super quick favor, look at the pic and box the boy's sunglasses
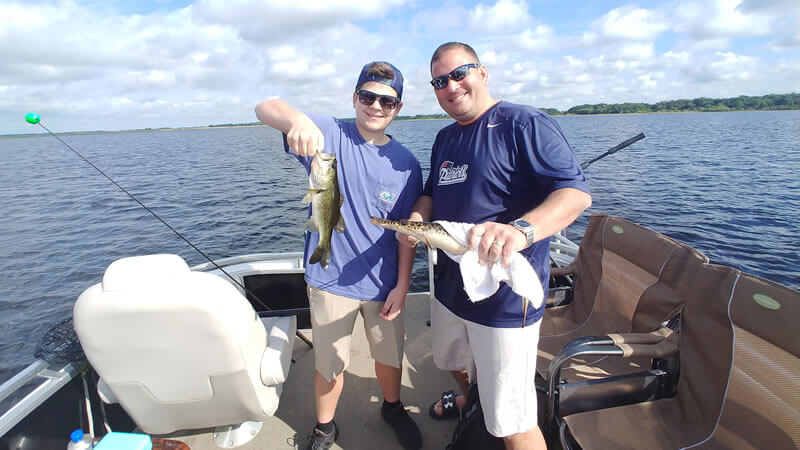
[356,90,400,110]
[430,63,481,89]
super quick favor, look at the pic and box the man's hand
[286,116,324,157]
[397,211,424,249]
[466,222,527,267]
[380,286,408,321]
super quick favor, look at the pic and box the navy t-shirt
[286,114,423,301]
[423,101,590,327]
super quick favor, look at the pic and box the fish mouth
[370,216,412,227]
[369,217,428,233]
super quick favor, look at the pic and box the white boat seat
[73,254,296,436]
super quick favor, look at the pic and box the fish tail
[309,243,331,269]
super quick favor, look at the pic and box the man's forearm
[409,195,433,222]
[518,188,592,242]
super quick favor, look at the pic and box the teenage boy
[255,61,423,450]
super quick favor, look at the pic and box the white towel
[435,221,544,309]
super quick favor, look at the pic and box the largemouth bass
[304,152,344,269]
[369,217,468,255]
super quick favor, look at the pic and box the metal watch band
[510,219,536,249]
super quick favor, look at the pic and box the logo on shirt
[379,190,396,202]
[438,161,469,186]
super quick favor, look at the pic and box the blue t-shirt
[423,101,590,327]
[285,114,422,301]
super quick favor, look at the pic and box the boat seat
[73,254,296,438]
[560,264,800,449]
[538,214,708,415]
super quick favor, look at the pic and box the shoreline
[3,108,798,139]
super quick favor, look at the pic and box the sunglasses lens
[431,64,477,89]
[450,66,469,82]
[431,76,448,89]
[379,97,398,109]
[357,90,398,110]
[358,91,377,106]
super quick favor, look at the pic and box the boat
[0,229,579,450]
[2,121,796,448]
[1,215,797,450]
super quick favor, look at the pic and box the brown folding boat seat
[538,214,708,415]
[559,265,800,449]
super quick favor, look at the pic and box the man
[255,61,423,450]
[408,43,592,449]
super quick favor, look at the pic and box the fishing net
[34,317,87,365]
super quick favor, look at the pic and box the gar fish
[369,217,468,255]
[304,152,344,269]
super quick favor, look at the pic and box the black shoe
[304,421,339,450]
[381,402,422,450]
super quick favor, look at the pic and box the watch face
[515,219,532,228]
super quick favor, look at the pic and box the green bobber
[25,113,41,124]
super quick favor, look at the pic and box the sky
[1,0,799,134]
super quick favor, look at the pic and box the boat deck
[157,292,455,449]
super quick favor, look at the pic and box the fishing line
[23,113,272,311]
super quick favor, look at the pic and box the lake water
[1,110,798,383]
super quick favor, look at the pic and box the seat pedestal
[212,421,263,448]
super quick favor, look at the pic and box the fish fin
[309,244,330,269]
[302,192,313,204]
[335,214,345,232]
[421,237,434,250]
[305,218,318,233]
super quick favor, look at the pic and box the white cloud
[737,0,800,15]
[673,0,773,39]
[514,25,557,52]
[613,43,656,61]
[664,50,691,65]
[680,51,759,84]
[590,5,668,42]
[468,0,532,33]
[192,0,408,44]
[637,72,663,89]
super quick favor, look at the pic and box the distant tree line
[212,93,800,128]
[207,122,261,127]
[396,114,450,120]
[558,93,799,115]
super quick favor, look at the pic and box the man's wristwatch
[510,218,536,249]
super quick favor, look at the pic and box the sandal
[428,390,460,420]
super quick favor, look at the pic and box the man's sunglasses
[430,63,481,89]
[356,90,400,110]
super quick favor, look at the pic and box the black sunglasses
[430,63,481,89]
[356,89,400,110]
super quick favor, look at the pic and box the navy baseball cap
[355,61,404,99]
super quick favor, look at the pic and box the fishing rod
[580,132,645,170]
[549,132,647,274]
[24,113,313,347]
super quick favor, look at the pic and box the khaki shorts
[431,298,541,438]
[308,286,404,381]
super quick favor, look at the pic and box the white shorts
[431,298,541,438]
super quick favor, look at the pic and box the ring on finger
[492,240,504,247]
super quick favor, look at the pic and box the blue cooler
[93,432,152,450]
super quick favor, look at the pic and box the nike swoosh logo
[487,123,501,128]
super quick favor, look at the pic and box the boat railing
[0,360,78,437]
[190,252,305,273]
